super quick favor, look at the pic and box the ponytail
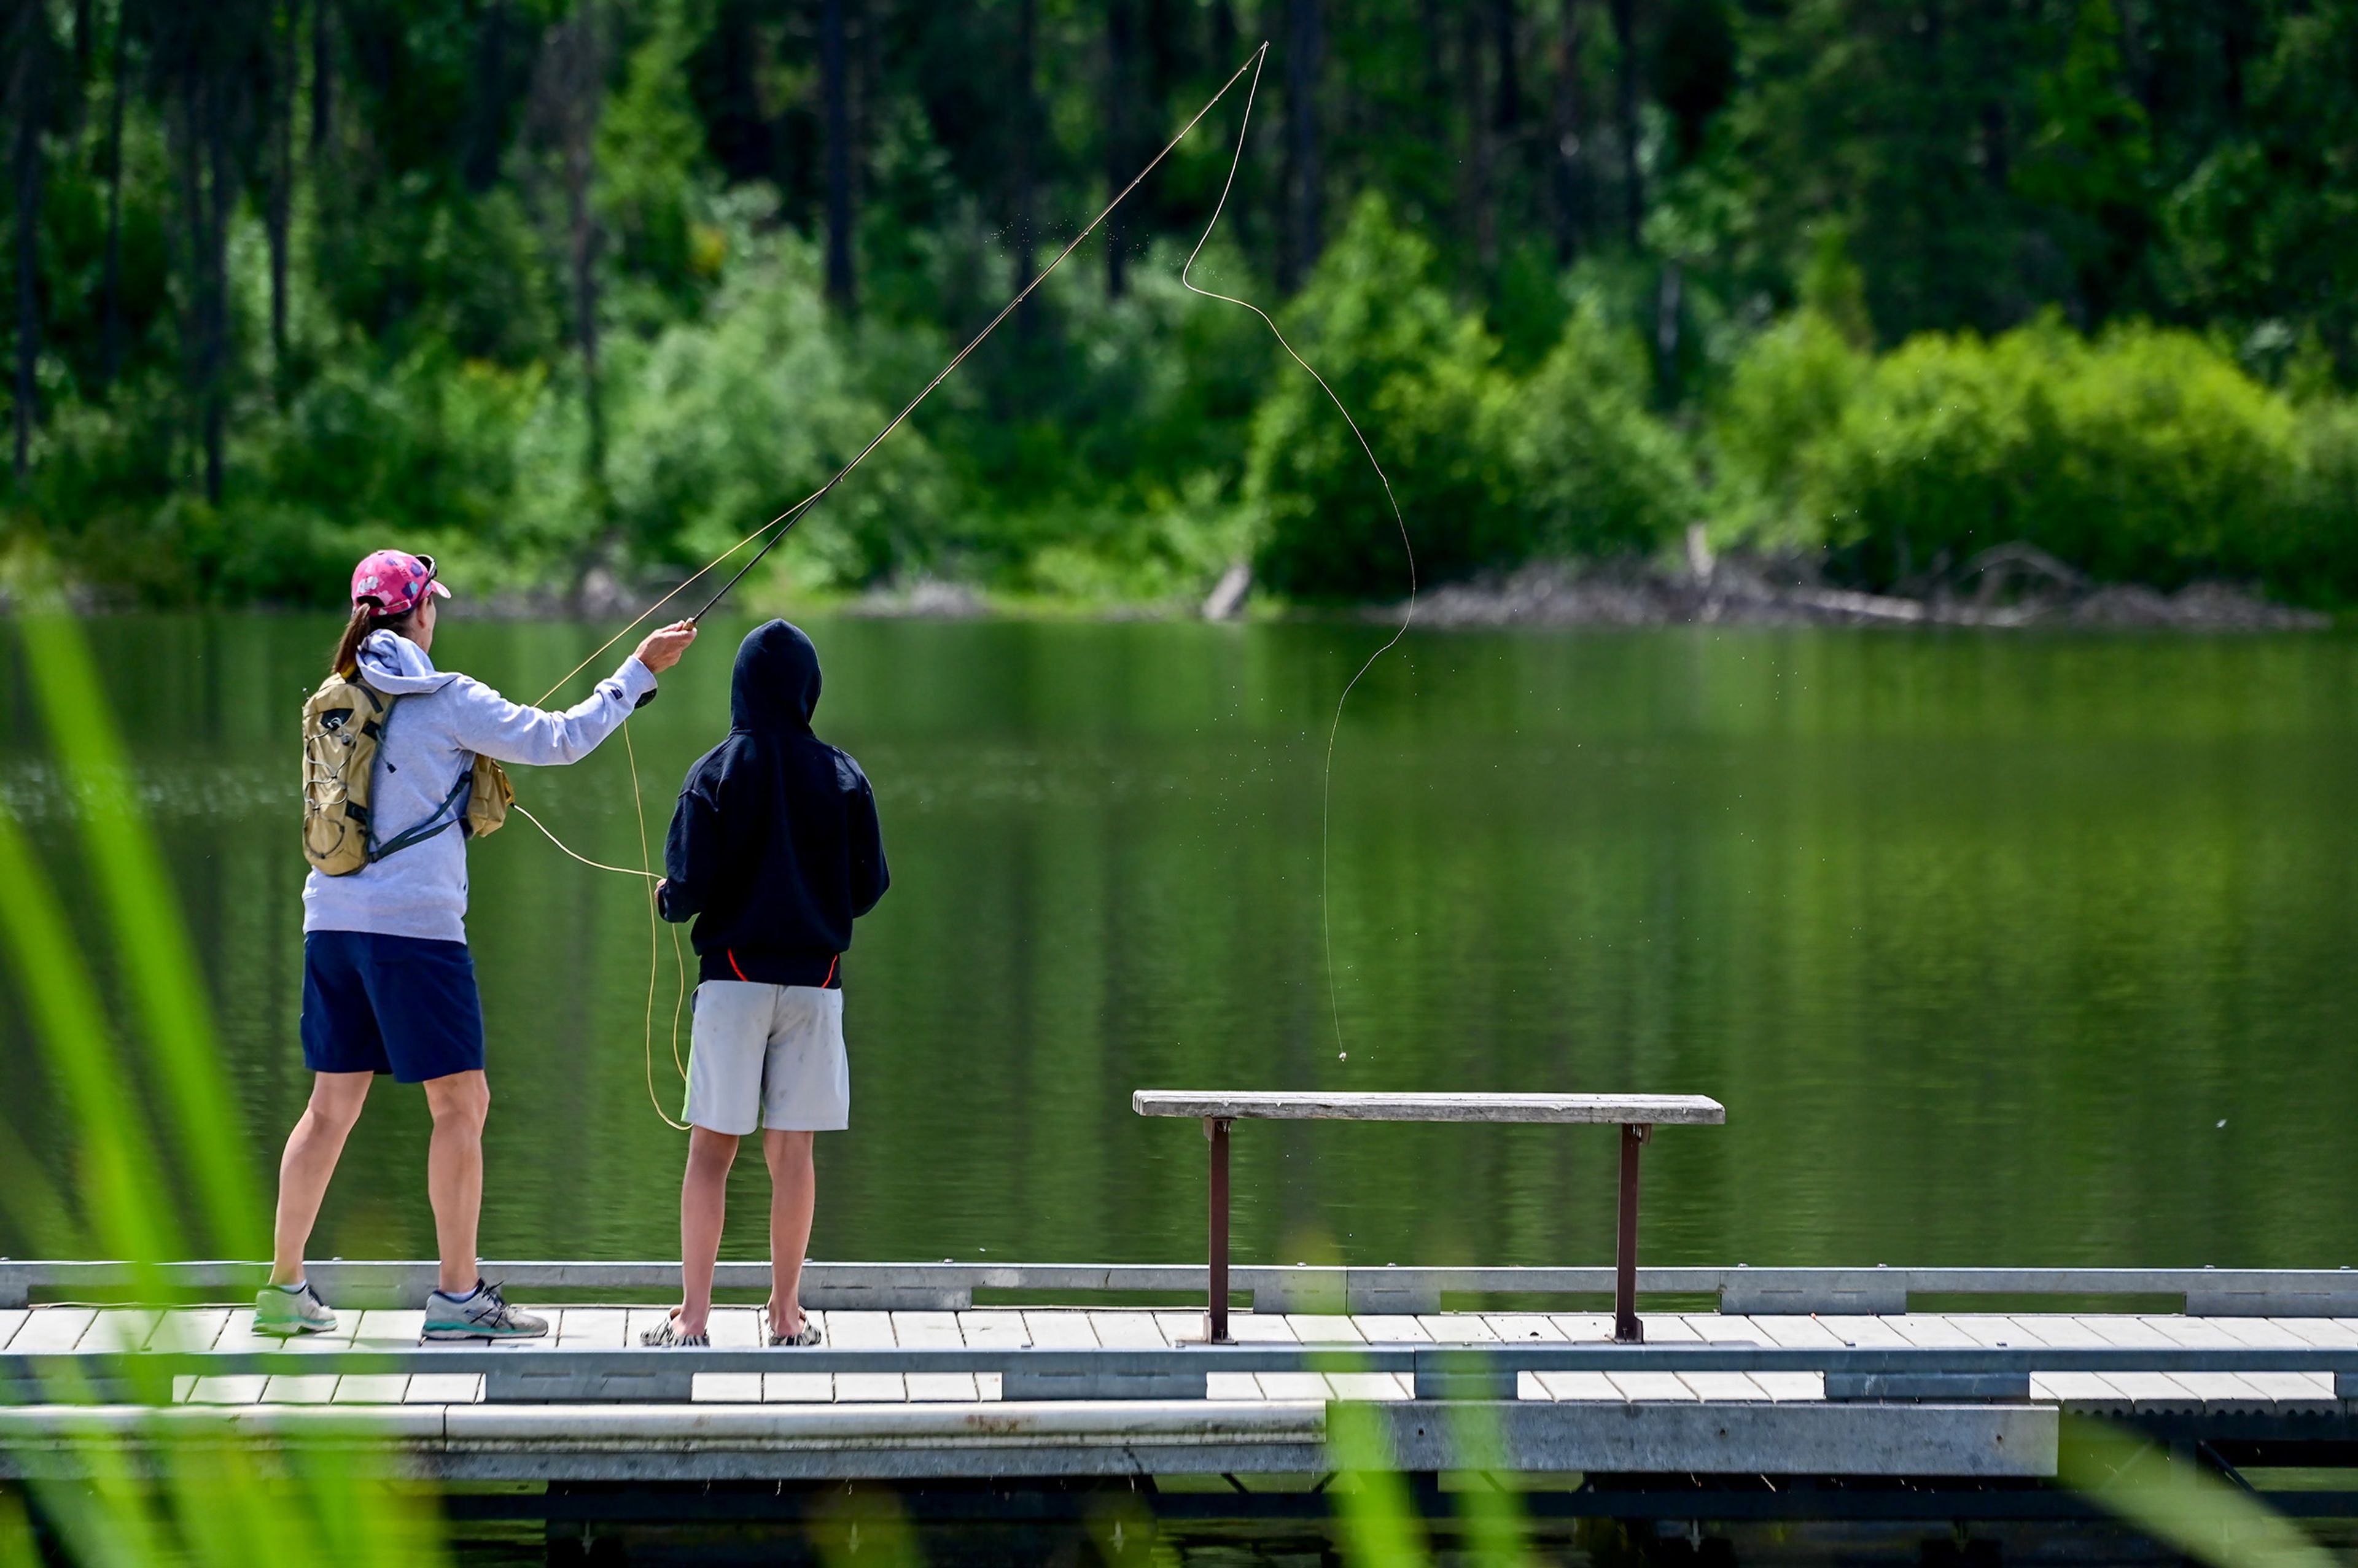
[330,602,413,678]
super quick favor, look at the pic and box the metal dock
[9,1260,2358,1518]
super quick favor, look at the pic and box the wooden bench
[1132,1091,1726,1344]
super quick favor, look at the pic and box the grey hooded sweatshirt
[300,629,658,943]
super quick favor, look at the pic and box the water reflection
[4,616,2354,1273]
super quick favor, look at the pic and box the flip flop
[769,1321,823,1348]
[640,1314,709,1348]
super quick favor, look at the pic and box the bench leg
[1614,1122,1651,1343]
[1206,1116,1232,1344]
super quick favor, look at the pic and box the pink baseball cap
[349,549,451,616]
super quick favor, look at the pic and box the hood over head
[731,619,821,733]
[355,628,455,696]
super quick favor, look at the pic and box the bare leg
[764,1130,817,1338]
[268,1073,375,1286]
[678,1127,739,1338]
[421,1071,490,1296]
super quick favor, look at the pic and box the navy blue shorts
[300,931,486,1084]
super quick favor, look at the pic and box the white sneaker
[422,1279,548,1340]
[254,1281,337,1337]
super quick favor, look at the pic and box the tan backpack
[301,673,512,875]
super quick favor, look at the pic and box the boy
[647,620,888,1347]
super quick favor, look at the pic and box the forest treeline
[2,0,2356,608]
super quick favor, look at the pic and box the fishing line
[1175,47,1418,1059]
[512,47,1283,1128]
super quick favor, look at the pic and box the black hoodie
[658,621,888,986]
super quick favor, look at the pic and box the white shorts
[682,982,850,1136]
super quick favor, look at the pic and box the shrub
[1247,195,1527,599]
[600,232,949,589]
[1754,316,2309,589]
[1508,303,1703,558]
[1709,309,1867,543]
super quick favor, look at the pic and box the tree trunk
[12,33,44,479]
[1010,0,1037,324]
[101,5,125,382]
[310,0,332,156]
[566,87,602,483]
[1278,0,1321,292]
[1492,0,1520,135]
[1461,4,1495,271]
[1549,0,1586,264]
[1103,0,1134,298]
[203,83,232,503]
[820,0,855,311]
[268,0,298,384]
[1609,0,1641,246]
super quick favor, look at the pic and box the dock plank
[2186,1317,2316,1349]
[1884,1316,1986,1349]
[2169,1372,2276,1411]
[2104,1372,2206,1411]
[1225,1314,1301,1345]
[351,1310,424,1348]
[694,1373,764,1403]
[954,1311,1031,1349]
[1020,1311,1099,1349]
[0,1312,26,1351]
[1418,1314,1495,1343]
[1751,1373,1827,1402]
[1151,1311,1205,1345]
[1328,1372,1412,1401]
[1608,1372,1700,1401]
[1743,1316,1846,1348]
[836,1373,908,1402]
[2139,1316,2254,1349]
[184,1375,268,1405]
[333,1375,412,1403]
[1253,1372,1339,1401]
[1482,1314,1565,1343]
[1816,1316,1914,1348]
[149,1308,232,1353]
[1083,1311,1169,1349]
[2244,1372,2338,1411]
[905,1373,981,1402]
[404,1373,482,1403]
[891,1311,966,1349]
[10,1310,95,1353]
[707,1308,765,1348]
[2032,1372,2132,1412]
[1529,1371,1619,1402]
[2266,1318,2358,1348]
[1352,1316,1432,1343]
[763,1373,833,1402]
[555,1308,630,1348]
[2066,1316,2182,1350]
[260,1375,338,1403]
[1643,1316,1708,1343]
[1679,1372,1771,1402]
[1549,1313,1618,1343]
[1288,1315,1365,1344]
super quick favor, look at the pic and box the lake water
[6,613,2358,1276]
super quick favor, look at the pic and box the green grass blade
[18,615,263,1256]
[2058,1413,2336,1568]
[1327,1396,1430,1568]
[0,795,171,1267]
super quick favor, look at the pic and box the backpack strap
[361,692,474,864]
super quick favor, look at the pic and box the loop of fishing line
[1175,47,1417,1060]
[515,39,1410,1119]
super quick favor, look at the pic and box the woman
[257,548,696,1338]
